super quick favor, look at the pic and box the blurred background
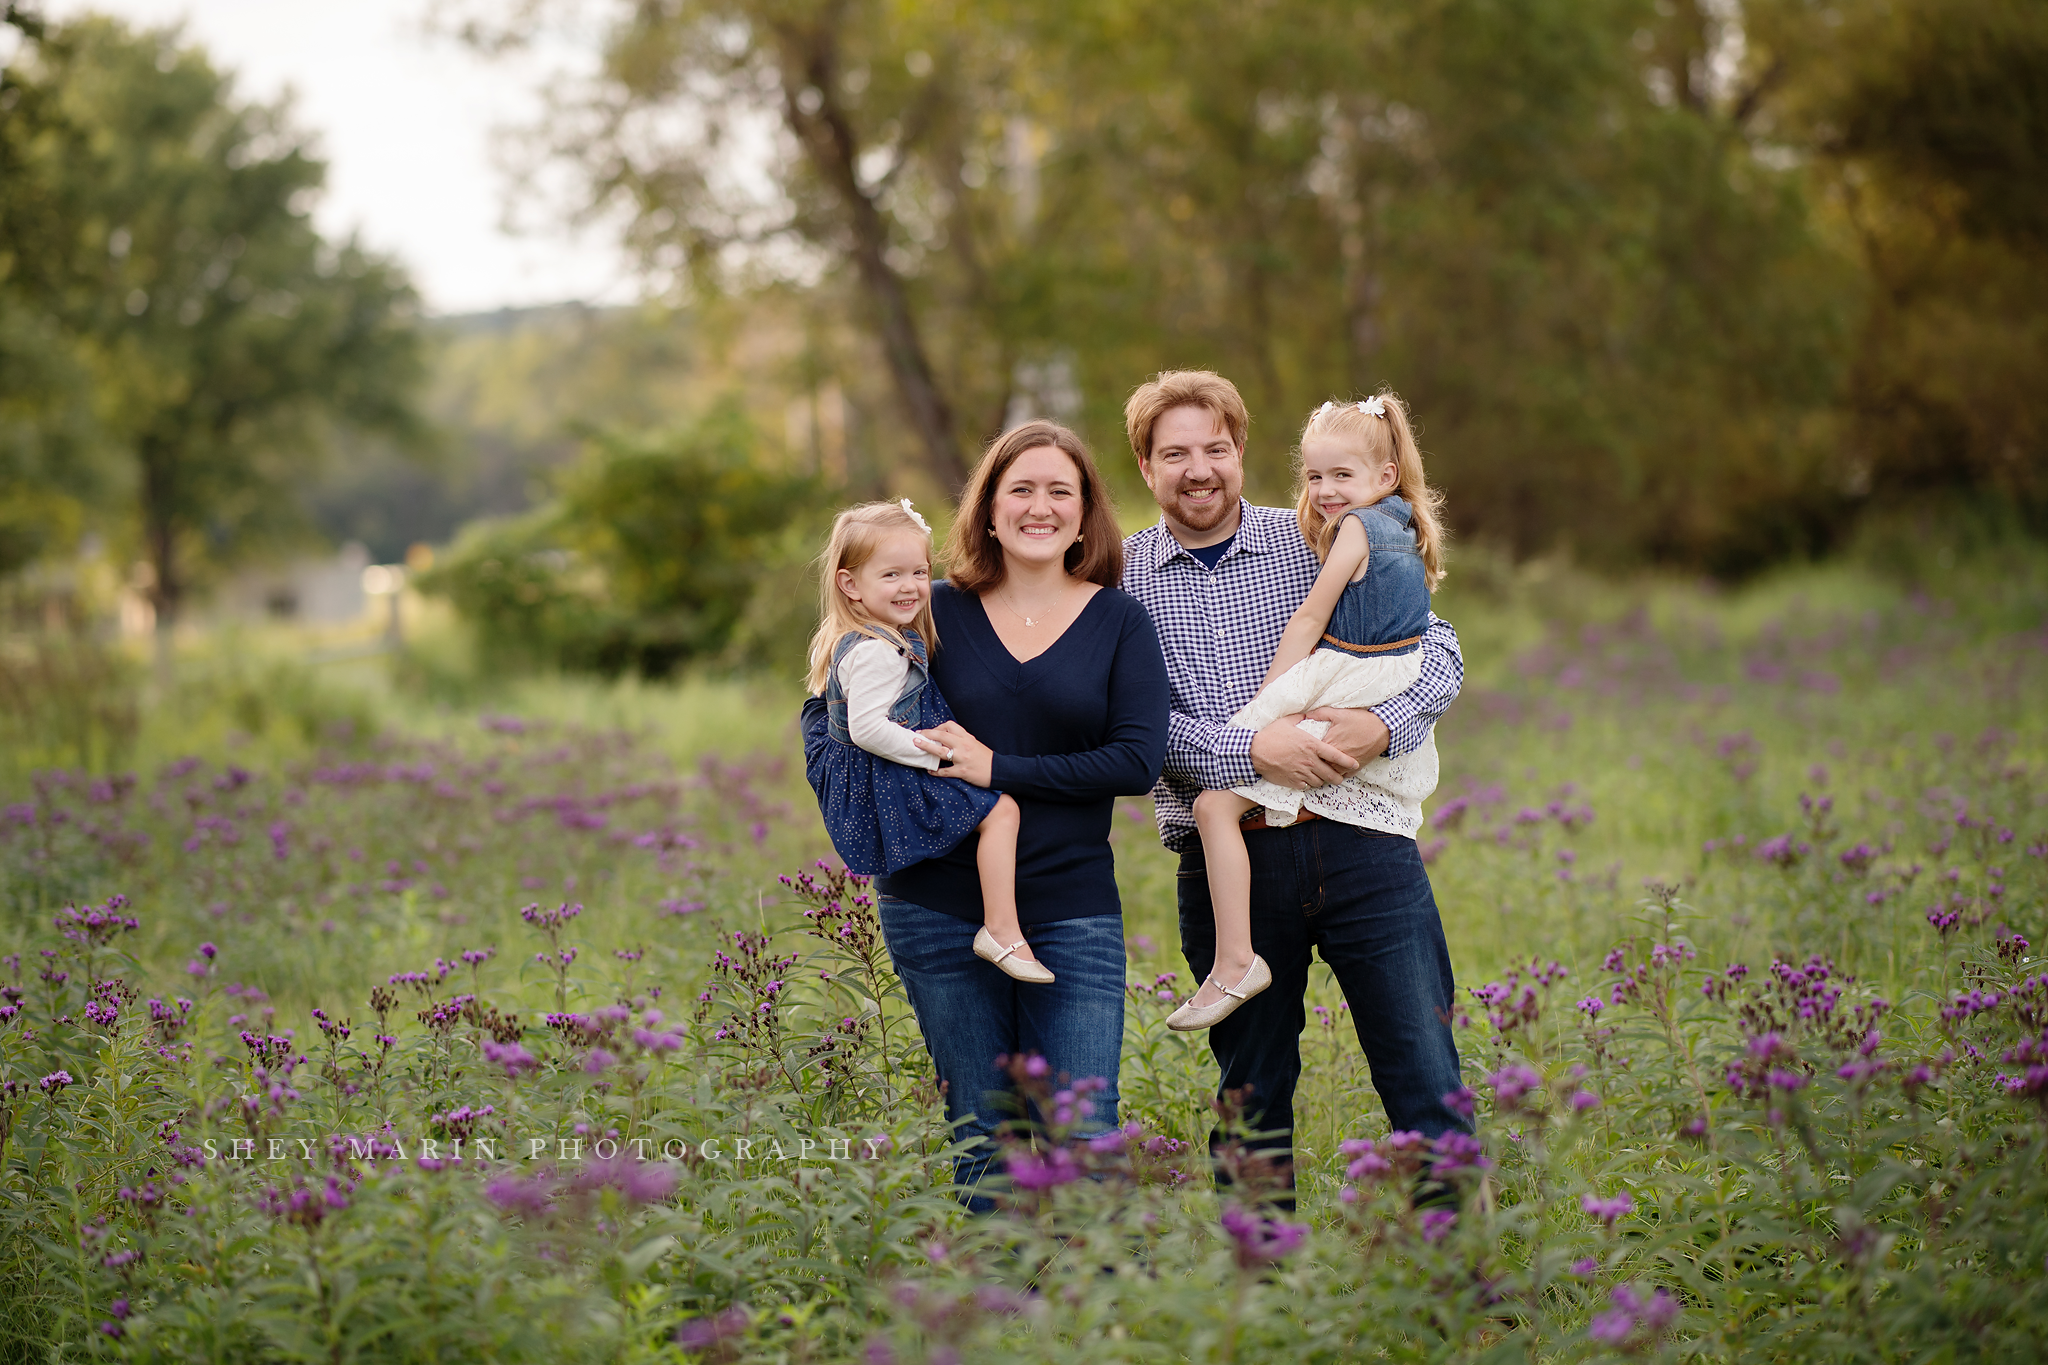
[2,0,2043,774]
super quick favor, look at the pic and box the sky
[41,1,640,315]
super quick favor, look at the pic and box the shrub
[419,401,820,679]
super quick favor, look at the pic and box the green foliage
[420,402,821,678]
[0,629,140,793]
[438,0,2048,575]
[8,0,2046,605]
[1772,0,2048,524]
[0,13,424,620]
[0,7,122,578]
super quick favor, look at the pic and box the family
[799,370,1469,1209]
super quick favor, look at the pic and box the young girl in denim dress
[803,500,1052,984]
[1169,393,1450,1030]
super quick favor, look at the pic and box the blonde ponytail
[1294,391,1447,589]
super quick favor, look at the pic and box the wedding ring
[945,746,956,761]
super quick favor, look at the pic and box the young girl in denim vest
[1169,393,1449,1029]
[803,500,1052,984]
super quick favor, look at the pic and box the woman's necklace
[995,582,1073,628]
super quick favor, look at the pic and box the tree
[0,4,119,579]
[1757,0,2048,522]
[453,0,1091,495]
[0,14,424,661]
[454,0,2030,572]
[1010,0,1855,565]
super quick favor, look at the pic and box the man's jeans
[1176,821,1468,1190]
[878,897,1125,1211]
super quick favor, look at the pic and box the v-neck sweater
[876,581,1169,925]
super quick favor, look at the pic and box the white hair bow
[898,497,931,534]
[1319,397,1388,418]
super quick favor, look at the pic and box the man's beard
[1163,482,1232,531]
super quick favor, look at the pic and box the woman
[802,421,1168,1208]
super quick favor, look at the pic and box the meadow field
[4,542,2046,1363]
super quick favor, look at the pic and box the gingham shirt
[1120,501,1464,851]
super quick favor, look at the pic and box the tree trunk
[776,22,971,494]
[1339,174,1387,393]
[1343,232,1384,392]
[140,437,179,690]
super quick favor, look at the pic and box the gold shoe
[974,926,1056,984]
[1166,955,1272,1031]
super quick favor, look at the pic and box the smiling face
[835,530,931,628]
[1139,404,1243,545]
[1299,437,1398,520]
[990,444,1084,573]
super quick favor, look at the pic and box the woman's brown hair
[944,420,1124,594]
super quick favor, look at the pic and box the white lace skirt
[1226,648,1439,837]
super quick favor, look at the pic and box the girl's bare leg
[975,795,1038,963]
[1190,789,1261,1008]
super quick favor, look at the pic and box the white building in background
[215,543,370,625]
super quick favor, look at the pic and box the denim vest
[824,629,930,744]
[1317,495,1430,659]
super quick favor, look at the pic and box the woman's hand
[917,721,995,787]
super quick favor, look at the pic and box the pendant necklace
[998,585,1065,627]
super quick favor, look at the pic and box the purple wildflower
[484,1173,553,1215]
[1589,1284,1680,1348]
[674,1306,749,1352]
[1005,1146,1081,1191]
[1220,1205,1307,1264]
[1488,1063,1544,1110]
[482,1040,537,1078]
[1582,1191,1634,1225]
[1430,1130,1492,1174]
[575,1154,676,1204]
[1341,1137,1393,1182]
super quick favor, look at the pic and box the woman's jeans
[878,896,1125,1211]
[1176,821,1468,1197]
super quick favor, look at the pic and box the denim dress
[1317,497,1431,659]
[1226,495,1441,833]
[805,629,1002,876]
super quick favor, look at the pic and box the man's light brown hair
[943,420,1124,594]
[1122,370,1249,463]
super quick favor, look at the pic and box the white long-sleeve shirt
[836,638,940,770]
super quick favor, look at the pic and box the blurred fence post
[362,564,406,650]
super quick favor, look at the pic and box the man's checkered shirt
[1120,501,1464,852]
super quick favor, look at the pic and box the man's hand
[1250,714,1360,791]
[1306,706,1391,766]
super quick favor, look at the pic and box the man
[1117,370,1469,1201]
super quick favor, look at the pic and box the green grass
[2,543,2045,1362]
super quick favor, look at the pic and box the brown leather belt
[1239,807,1322,832]
[1321,633,1422,655]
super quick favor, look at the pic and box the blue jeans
[878,897,1125,1211]
[1177,821,1468,1191]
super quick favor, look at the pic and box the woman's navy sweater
[870,581,1168,925]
